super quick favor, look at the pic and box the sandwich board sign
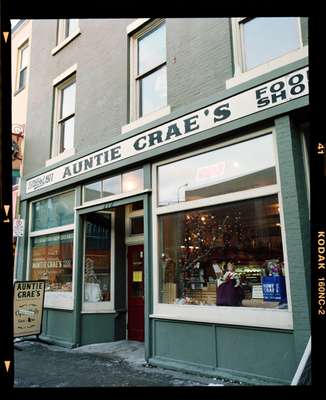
[14,280,45,338]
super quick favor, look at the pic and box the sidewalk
[14,339,245,387]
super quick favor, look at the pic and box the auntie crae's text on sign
[26,67,309,194]
[14,280,45,338]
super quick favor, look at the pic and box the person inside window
[216,260,245,306]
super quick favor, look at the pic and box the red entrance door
[127,245,144,342]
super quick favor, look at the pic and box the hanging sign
[14,280,45,338]
[26,66,309,194]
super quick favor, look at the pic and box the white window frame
[81,211,116,313]
[227,17,308,89]
[125,18,170,132]
[16,41,29,92]
[27,189,76,310]
[52,19,80,55]
[51,70,77,160]
[151,127,293,330]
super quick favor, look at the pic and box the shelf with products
[181,287,217,305]
[31,267,73,291]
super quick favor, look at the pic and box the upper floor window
[52,75,76,156]
[17,42,29,92]
[57,19,79,44]
[240,17,301,71]
[227,17,306,88]
[130,19,167,121]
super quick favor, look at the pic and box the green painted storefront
[16,58,310,385]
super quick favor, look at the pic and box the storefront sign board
[26,67,309,194]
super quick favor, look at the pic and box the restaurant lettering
[255,70,308,108]
[32,259,72,269]
[16,281,43,298]
[26,67,309,194]
[62,146,122,179]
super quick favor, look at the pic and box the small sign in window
[133,271,143,282]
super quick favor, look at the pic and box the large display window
[152,129,293,329]
[158,195,286,309]
[28,190,75,309]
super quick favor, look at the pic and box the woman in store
[216,260,245,306]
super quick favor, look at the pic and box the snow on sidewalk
[72,340,145,365]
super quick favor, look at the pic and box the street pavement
[14,339,245,387]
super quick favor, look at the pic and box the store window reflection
[158,134,276,206]
[83,211,112,303]
[83,169,143,203]
[30,191,75,296]
[83,181,101,202]
[32,191,75,230]
[158,195,287,309]
[31,232,73,292]
[122,169,144,192]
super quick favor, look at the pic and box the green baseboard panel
[80,313,117,345]
[215,325,296,382]
[152,318,296,383]
[42,308,75,345]
[148,356,289,385]
[38,334,75,349]
[153,319,216,367]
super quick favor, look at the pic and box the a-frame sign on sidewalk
[14,280,45,339]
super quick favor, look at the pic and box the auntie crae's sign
[26,67,309,194]
[14,281,45,338]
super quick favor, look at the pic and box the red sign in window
[196,161,226,181]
